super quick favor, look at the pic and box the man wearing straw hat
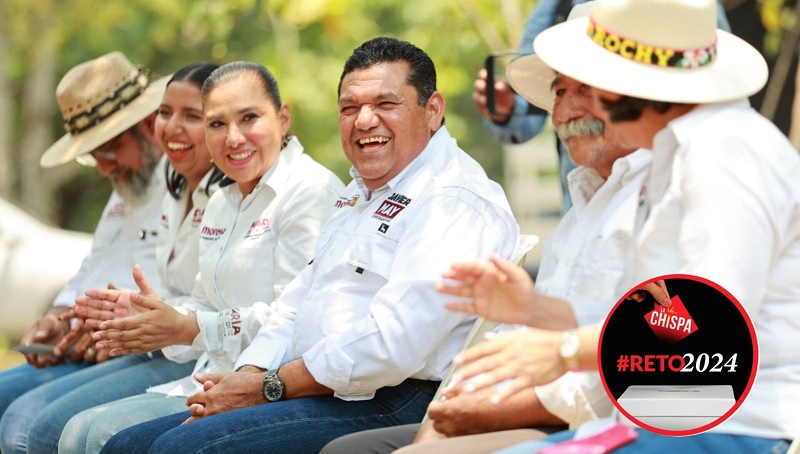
[0,52,190,454]
[474,0,799,451]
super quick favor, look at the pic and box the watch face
[263,375,284,402]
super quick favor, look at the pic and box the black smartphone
[11,342,57,356]
[484,52,547,116]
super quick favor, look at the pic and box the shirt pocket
[318,234,396,336]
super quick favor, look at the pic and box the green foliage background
[1,0,536,232]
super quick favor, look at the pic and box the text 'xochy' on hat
[528,0,768,105]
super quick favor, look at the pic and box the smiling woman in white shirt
[58,61,345,454]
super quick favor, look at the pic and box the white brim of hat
[533,18,768,104]
[40,74,171,168]
[507,55,556,112]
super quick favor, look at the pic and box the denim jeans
[494,428,792,454]
[0,359,87,419]
[101,380,435,454]
[60,392,190,454]
[0,352,193,454]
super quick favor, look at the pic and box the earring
[281,136,289,149]
[209,155,214,163]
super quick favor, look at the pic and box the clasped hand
[183,368,266,424]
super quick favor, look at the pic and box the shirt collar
[221,136,304,200]
[647,99,750,204]
[190,167,220,202]
[350,126,451,200]
[663,99,750,148]
[567,148,652,212]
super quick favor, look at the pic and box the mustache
[556,118,605,141]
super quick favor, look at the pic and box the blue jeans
[60,393,190,453]
[101,380,435,454]
[494,428,791,454]
[0,359,87,419]
[0,352,193,454]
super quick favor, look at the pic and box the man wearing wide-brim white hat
[496,0,800,451]
[0,52,191,454]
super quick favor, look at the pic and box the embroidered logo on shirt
[245,218,271,239]
[192,208,205,226]
[374,200,405,219]
[645,296,699,343]
[378,223,389,233]
[221,308,241,336]
[335,195,359,208]
[372,192,411,221]
[105,202,125,218]
[200,226,227,240]
[160,213,169,227]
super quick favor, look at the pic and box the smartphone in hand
[11,342,57,356]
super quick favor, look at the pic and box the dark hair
[202,61,282,110]
[599,95,687,123]
[338,37,437,107]
[163,62,225,199]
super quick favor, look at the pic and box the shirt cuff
[192,310,218,352]
[234,338,287,372]
[535,372,612,429]
[302,340,374,400]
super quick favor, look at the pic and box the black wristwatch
[262,367,285,402]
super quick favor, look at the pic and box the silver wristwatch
[262,367,285,402]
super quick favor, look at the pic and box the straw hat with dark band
[40,51,170,168]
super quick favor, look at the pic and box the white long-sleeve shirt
[155,169,219,307]
[533,149,652,428]
[634,101,800,440]
[236,126,519,400]
[52,156,167,307]
[149,138,344,396]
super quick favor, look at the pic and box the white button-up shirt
[150,138,344,397]
[635,101,800,440]
[538,148,652,325]
[156,169,219,307]
[533,149,652,428]
[236,126,519,400]
[52,156,167,307]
